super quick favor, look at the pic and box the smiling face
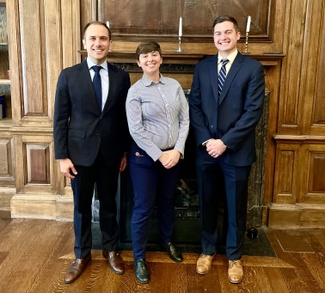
[213,21,240,57]
[137,51,163,80]
[82,23,112,64]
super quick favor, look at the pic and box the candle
[246,16,251,33]
[106,21,110,28]
[178,17,182,37]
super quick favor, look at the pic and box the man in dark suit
[188,15,265,284]
[53,21,131,284]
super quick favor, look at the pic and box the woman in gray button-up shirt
[126,41,189,284]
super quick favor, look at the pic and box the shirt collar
[86,58,108,72]
[218,49,238,65]
[141,74,166,86]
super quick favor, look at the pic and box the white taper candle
[179,17,182,37]
[246,16,251,33]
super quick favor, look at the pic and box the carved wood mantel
[80,50,285,72]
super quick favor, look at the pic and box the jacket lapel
[78,61,101,114]
[218,53,244,105]
[208,55,219,104]
[102,62,117,112]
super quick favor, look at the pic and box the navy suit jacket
[189,52,265,166]
[53,60,131,166]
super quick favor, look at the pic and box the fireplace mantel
[80,50,285,73]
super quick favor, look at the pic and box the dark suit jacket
[189,52,265,166]
[53,60,131,166]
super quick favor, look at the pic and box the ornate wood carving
[96,0,273,42]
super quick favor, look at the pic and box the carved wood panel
[86,0,274,42]
[15,134,55,194]
[273,143,299,204]
[299,144,325,204]
[19,0,46,116]
[0,137,13,185]
[26,144,50,184]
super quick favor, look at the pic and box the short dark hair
[135,41,162,60]
[83,21,112,40]
[212,15,239,32]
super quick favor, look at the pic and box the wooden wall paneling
[270,1,325,228]
[98,0,271,42]
[0,137,13,180]
[92,0,287,55]
[277,0,306,134]
[262,64,283,221]
[80,0,96,28]
[299,144,325,204]
[19,0,47,118]
[13,134,24,193]
[14,134,55,194]
[273,143,299,204]
[299,0,325,136]
[5,0,77,220]
[268,203,302,229]
[61,0,82,69]
[299,206,325,228]
[26,144,50,184]
[309,2,325,136]
[43,0,61,121]
[6,0,23,123]
[10,134,60,219]
[0,134,14,186]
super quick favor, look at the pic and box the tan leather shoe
[64,253,91,284]
[196,253,215,274]
[102,250,125,275]
[228,260,243,284]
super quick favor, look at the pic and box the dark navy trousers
[71,151,120,259]
[128,143,180,261]
[195,146,251,260]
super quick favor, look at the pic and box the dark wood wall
[1,0,324,228]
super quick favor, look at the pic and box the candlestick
[246,16,251,33]
[176,36,183,53]
[178,17,182,37]
[244,32,250,54]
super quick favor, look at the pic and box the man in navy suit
[188,15,265,284]
[53,21,130,284]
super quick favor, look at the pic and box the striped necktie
[218,59,229,96]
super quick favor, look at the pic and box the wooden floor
[0,218,325,293]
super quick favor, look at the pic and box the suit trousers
[71,150,120,259]
[195,146,251,260]
[128,143,180,261]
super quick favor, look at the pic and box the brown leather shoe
[228,259,243,284]
[64,253,91,284]
[102,250,125,275]
[196,253,215,274]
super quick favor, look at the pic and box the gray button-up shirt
[126,74,189,161]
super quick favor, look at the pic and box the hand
[159,149,180,169]
[205,139,227,158]
[119,153,127,172]
[59,158,77,179]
